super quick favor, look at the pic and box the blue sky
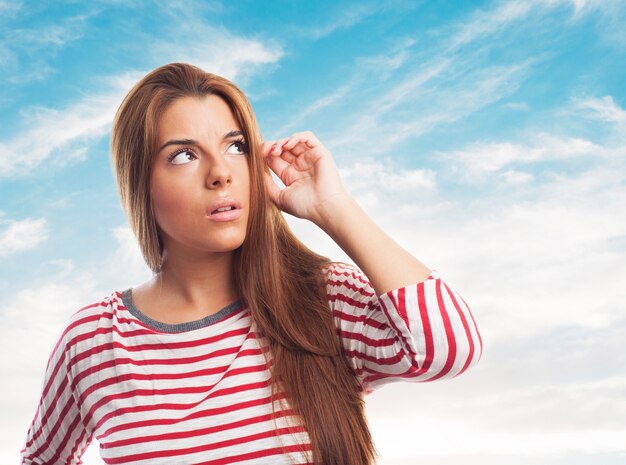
[2,1,626,464]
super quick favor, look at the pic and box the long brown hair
[110,63,377,465]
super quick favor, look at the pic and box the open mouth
[207,201,242,222]
[211,205,236,214]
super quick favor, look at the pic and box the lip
[206,198,243,222]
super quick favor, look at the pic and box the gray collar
[120,288,244,333]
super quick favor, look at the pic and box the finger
[285,143,308,157]
[290,146,323,171]
[279,150,297,164]
[267,140,292,160]
[271,136,305,159]
[264,132,322,160]
[283,131,320,151]
[260,140,276,158]
[265,152,292,182]
[261,139,289,157]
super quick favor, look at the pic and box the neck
[155,248,238,311]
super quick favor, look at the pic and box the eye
[227,140,249,155]
[168,148,197,165]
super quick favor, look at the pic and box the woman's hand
[261,131,351,227]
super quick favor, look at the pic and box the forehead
[157,95,241,139]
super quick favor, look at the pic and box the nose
[206,156,232,189]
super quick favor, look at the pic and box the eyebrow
[158,130,244,153]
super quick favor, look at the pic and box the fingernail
[270,143,277,153]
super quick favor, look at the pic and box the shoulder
[67,290,120,328]
[55,291,122,354]
[37,290,123,379]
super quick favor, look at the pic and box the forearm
[315,192,432,295]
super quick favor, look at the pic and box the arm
[263,131,482,391]
[21,322,91,464]
[315,192,430,295]
[326,262,481,393]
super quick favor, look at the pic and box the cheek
[150,179,194,227]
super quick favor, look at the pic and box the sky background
[1,0,625,464]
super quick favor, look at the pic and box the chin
[209,235,247,253]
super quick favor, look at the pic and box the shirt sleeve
[325,262,483,394]
[20,320,92,464]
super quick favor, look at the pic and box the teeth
[216,206,233,212]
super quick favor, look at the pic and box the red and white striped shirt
[20,263,482,464]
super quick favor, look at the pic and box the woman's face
[150,95,251,260]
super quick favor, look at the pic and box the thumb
[263,171,283,208]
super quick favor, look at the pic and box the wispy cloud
[555,0,626,44]
[293,1,420,40]
[149,28,284,83]
[573,95,626,124]
[0,11,94,85]
[0,0,23,18]
[278,0,624,162]
[0,84,124,177]
[271,36,418,137]
[446,0,533,51]
[328,60,532,156]
[0,24,283,178]
[504,101,530,111]
[274,81,356,135]
[282,1,552,157]
[0,217,48,257]
[151,2,283,82]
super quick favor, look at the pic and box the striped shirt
[20,263,482,464]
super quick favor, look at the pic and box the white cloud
[574,95,626,125]
[293,142,626,346]
[151,31,284,83]
[499,169,535,184]
[0,217,47,256]
[340,159,437,193]
[441,133,605,182]
[148,3,284,83]
[366,325,626,461]
[93,225,153,291]
[294,133,626,464]
[0,265,102,463]
[2,224,151,465]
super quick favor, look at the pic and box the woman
[20,63,482,465]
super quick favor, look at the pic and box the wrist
[312,190,360,233]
